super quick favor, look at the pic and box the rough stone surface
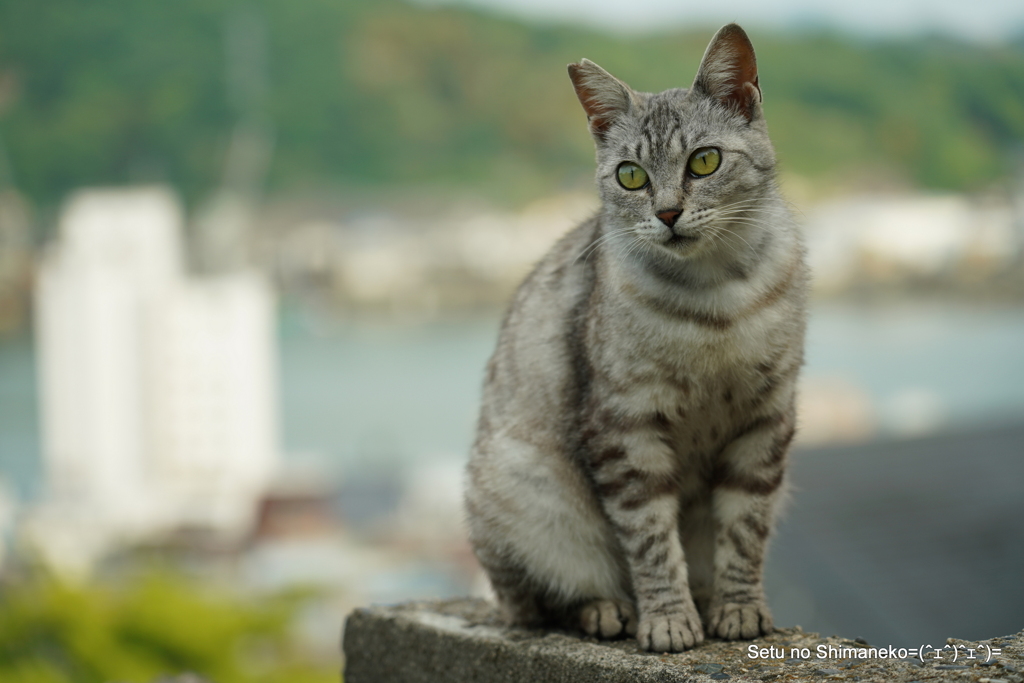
[343,598,1024,683]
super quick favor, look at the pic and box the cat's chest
[592,293,793,433]
[627,300,785,380]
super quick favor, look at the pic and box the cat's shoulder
[514,213,602,294]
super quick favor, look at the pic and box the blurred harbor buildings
[28,187,279,574]
[804,192,1024,294]
[264,189,1024,314]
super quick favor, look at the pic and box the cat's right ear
[568,59,636,143]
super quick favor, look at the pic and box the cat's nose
[656,209,682,228]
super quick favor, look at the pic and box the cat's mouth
[663,233,699,248]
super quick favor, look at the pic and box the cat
[464,24,807,653]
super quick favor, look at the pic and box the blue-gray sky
[417,0,1024,41]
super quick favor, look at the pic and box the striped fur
[465,24,807,653]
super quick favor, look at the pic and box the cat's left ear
[692,24,762,122]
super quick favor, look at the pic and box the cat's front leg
[588,431,704,652]
[706,413,795,639]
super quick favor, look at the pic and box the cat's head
[569,24,778,266]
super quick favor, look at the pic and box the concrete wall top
[343,598,1023,683]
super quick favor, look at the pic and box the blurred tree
[0,566,337,683]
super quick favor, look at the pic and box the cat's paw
[636,605,704,652]
[579,599,637,639]
[706,599,773,640]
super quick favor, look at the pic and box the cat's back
[475,216,599,442]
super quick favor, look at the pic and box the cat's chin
[654,233,702,258]
[664,234,699,248]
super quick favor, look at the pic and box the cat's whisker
[719,195,805,220]
[712,199,777,212]
[577,229,629,263]
[710,207,787,220]
[625,234,652,262]
[713,226,755,252]
[713,200,789,213]
[717,218,775,233]
[618,233,654,265]
[575,227,635,265]
[713,202,770,212]
[709,210,778,224]
[712,214,771,225]
[710,215,782,230]
[711,209,784,219]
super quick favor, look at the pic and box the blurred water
[2,301,1024,502]
[276,305,499,477]
[0,335,40,502]
[806,302,1024,434]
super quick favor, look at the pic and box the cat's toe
[707,600,773,640]
[637,608,704,652]
[580,599,637,639]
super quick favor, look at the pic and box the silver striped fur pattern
[464,24,808,653]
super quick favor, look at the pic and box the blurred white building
[804,193,1020,293]
[29,187,279,574]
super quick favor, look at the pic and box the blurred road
[766,421,1024,647]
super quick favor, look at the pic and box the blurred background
[0,0,1023,680]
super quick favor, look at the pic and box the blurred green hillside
[0,567,336,683]
[1,0,1022,220]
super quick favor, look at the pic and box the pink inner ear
[730,38,758,86]
[568,65,614,138]
[703,26,762,118]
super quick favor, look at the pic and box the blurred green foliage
[0,0,1022,216]
[0,567,338,683]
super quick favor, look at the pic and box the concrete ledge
[343,598,1023,683]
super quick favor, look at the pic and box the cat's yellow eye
[617,162,649,190]
[688,147,721,177]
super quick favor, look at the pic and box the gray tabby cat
[464,24,807,653]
